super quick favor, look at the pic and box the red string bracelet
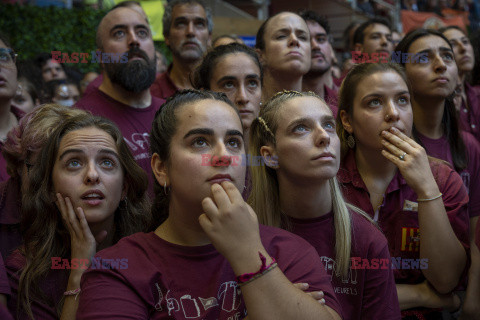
[236,252,277,287]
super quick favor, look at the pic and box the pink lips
[433,77,448,84]
[312,152,335,161]
[207,174,233,184]
[81,189,105,206]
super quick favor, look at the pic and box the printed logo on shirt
[403,200,418,212]
[320,256,358,296]
[401,227,420,252]
[153,281,246,319]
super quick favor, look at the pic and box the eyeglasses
[0,48,17,67]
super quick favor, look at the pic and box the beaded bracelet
[236,252,277,287]
[417,193,443,202]
[64,288,81,300]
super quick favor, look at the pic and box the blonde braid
[257,116,275,140]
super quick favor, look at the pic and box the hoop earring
[347,134,355,149]
[164,181,169,196]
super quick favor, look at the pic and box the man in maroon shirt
[75,6,163,195]
[150,0,212,100]
[300,11,339,116]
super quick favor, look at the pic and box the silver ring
[398,152,406,161]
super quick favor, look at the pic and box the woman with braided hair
[248,90,400,319]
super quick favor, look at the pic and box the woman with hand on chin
[337,62,469,318]
[77,90,342,320]
[6,114,150,320]
[396,28,480,320]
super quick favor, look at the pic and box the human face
[307,21,332,76]
[270,96,340,183]
[166,3,211,62]
[53,84,80,107]
[358,23,393,56]
[260,13,311,76]
[341,71,413,151]
[157,99,245,208]
[209,53,261,131]
[52,127,125,225]
[443,28,475,75]
[405,35,457,99]
[100,7,156,92]
[12,80,35,113]
[42,59,66,82]
[0,40,18,101]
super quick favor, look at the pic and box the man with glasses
[300,10,340,116]
[0,33,23,182]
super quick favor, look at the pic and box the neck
[302,70,334,98]
[411,95,445,139]
[278,175,332,219]
[89,214,116,252]
[169,57,199,90]
[0,99,17,141]
[155,195,211,246]
[262,69,303,101]
[99,74,152,109]
[354,146,397,185]
[459,72,466,85]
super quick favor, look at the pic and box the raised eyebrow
[98,149,120,159]
[217,76,237,84]
[322,115,335,123]
[59,149,83,161]
[245,74,260,80]
[183,128,214,139]
[286,117,312,131]
[226,130,244,140]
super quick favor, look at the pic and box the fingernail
[319,298,325,304]
[381,130,388,136]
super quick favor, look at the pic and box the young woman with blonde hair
[248,90,400,319]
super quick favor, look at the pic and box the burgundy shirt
[0,253,10,296]
[150,66,179,100]
[416,131,480,218]
[75,88,165,197]
[0,178,22,260]
[0,304,13,320]
[83,74,102,97]
[338,150,470,285]
[77,225,342,319]
[0,106,25,182]
[458,83,480,142]
[289,210,401,320]
[324,84,339,118]
[6,250,69,320]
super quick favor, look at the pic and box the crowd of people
[0,0,480,319]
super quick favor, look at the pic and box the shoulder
[350,209,389,252]
[94,232,155,261]
[259,224,314,249]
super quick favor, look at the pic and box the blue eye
[248,80,259,88]
[192,137,208,148]
[66,160,81,168]
[324,121,336,130]
[293,124,308,132]
[101,159,116,168]
[223,81,235,89]
[398,96,409,105]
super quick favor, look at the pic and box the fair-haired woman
[77,89,342,320]
[255,12,311,101]
[396,28,480,320]
[248,90,400,319]
[6,114,151,319]
[337,62,469,318]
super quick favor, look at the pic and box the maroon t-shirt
[0,178,22,260]
[6,250,68,320]
[289,210,401,319]
[338,150,470,285]
[75,88,165,196]
[0,253,10,297]
[77,225,342,319]
[416,131,480,218]
[0,304,13,320]
[150,67,179,100]
[458,83,480,142]
[324,84,339,118]
[476,217,480,251]
[82,74,102,97]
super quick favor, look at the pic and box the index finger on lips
[382,129,414,154]
[221,181,243,204]
[389,127,421,149]
[210,183,233,211]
